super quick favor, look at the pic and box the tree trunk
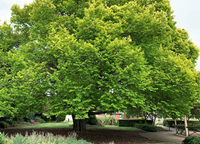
[152,115,157,126]
[143,113,147,124]
[72,114,86,132]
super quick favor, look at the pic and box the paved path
[139,126,186,143]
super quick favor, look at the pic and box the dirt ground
[0,127,164,144]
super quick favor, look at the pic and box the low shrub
[34,116,45,123]
[97,119,104,127]
[55,113,66,122]
[18,122,30,125]
[16,117,25,123]
[135,123,159,132]
[183,136,200,144]
[6,121,18,127]
[11,134,28,144]
[26,112,35,121]
[102,116,117,125]
[87,115,98,125]
[7,132,92,144]
[118,119,153,127]
[0,132,7,144]
[0,121,9,129]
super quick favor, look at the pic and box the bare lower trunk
[72,114,86,132]
[143,113,147,124]
[152,115,157,126]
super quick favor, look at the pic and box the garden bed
[0,127,163,144]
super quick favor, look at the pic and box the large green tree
[0,22,21,118]
[0,0,199,131]
[0,22,48,119]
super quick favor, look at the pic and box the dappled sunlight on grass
[87,125,139,131]
[15,122,139,131]
[15,122,73,129]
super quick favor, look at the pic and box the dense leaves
[0,0,199,127]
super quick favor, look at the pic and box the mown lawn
[15,122,72,129]
[15,122,139,131]
[87,125,140,131]
[15,121,167,131]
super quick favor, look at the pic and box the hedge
[135,123,159,132]
[0,121,9,128]
[118,119,153,127]
[183,136,200,144]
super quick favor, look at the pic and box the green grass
[15,122,139,131]
[15,122,72,129]
[87,125,139,131]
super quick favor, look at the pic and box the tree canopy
[0,0,199,131]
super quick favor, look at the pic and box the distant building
[110,112,124,119]
[64,115,72,122]
[96,112,127,120]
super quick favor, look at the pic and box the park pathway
[139,126,186,144]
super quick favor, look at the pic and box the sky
[0,0,200,70]
[170,0,200,70]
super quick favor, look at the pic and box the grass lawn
[15,122,139,131]
[87,125,140,131]
[15,122,72,129]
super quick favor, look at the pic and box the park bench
[176,125,185,135]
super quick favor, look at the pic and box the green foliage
[118,119,153,127]
[0,132,7,144]
[11,134,27,144]
[96,119,104,127]
[55,113,66,122]
[25,112,46,123]
[62,138,92,144]
[163,120,169,126]
[34,116,46,123]
[0,121,9,129]
[26,112,35,121]
[102,116,117,125]
[7,132,92,144]
[135,123,160,132]
[5,120,17,127]
[183,136,200,144]
[87,115,98,125]
[163,120,184,127]
[125,107,144,119]
[0,0,199,127]
[189,107,200,121]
